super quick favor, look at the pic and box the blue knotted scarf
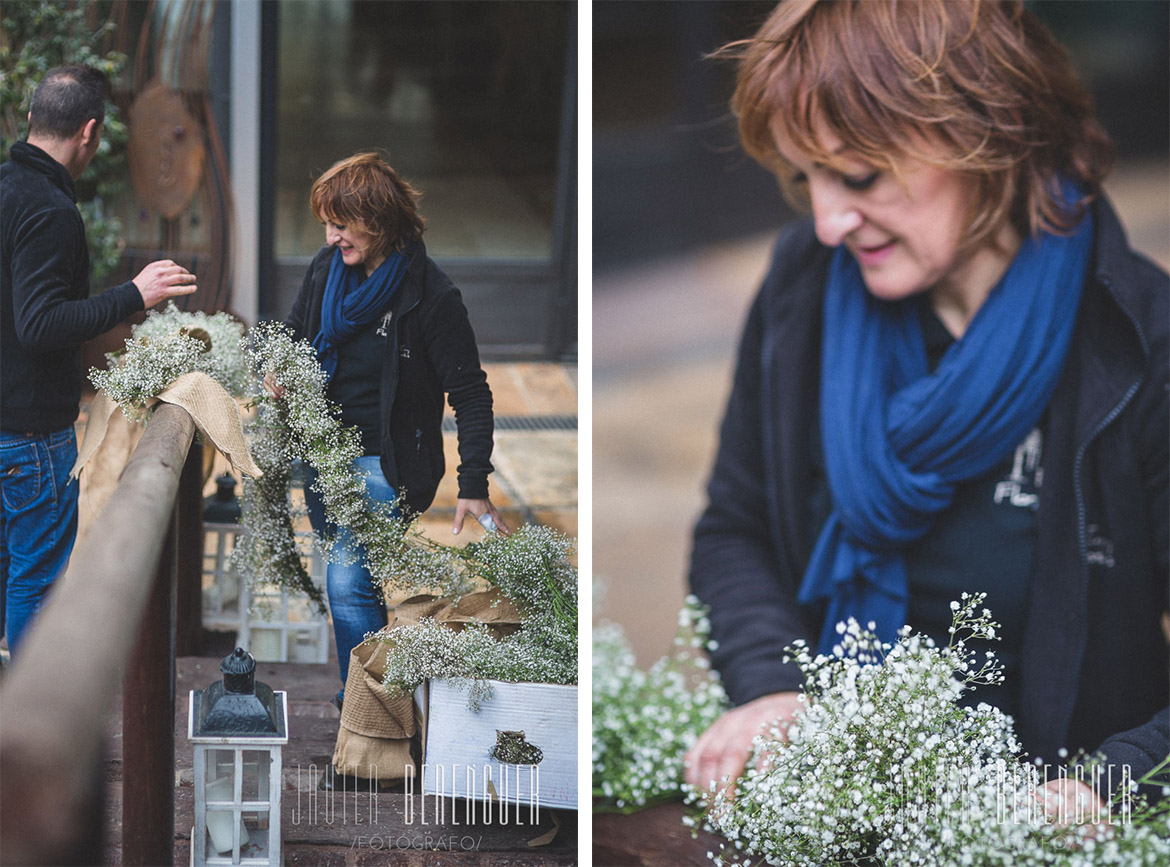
[798,190,1093,655]
[312,244,412,380]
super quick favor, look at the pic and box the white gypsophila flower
[234,324,579,687]
[375,529,579,697]
[90,303,251,419]
[692,594,1170,866]
[237,322,468,601]
[86,313,579,693]
[130,302,251,396]
[592,597,729,811]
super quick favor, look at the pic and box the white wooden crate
[416,679,577,810]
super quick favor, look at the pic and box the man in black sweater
[1,64,198,655]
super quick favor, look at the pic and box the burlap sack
[146,372,260,478]
[71,372,261,548]
[73,390,146,547]
[331,730,416,787]
[339,641,415,739]
[332,639,417,783]
[391,588,522,634]
[332,588,523,780]
[74,371,259,480]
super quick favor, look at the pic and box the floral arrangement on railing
[88,312,580,685]
[90,303,251,417]
[231,321,491,608]
[592,596,728,812]
[687,594,1170,866]
[230,322,575,623]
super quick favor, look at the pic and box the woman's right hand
[263,372,286,400]
[684,691,803,797]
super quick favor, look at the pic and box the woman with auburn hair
[684,0,1168,814]
[268,151,508,710]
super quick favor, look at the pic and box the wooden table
[593,801,725,866]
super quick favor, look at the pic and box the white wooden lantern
[202,524,331,664]
[202,469,330,663]
[202,522,243,628]
[189,649,289,866]
[239,547,330,664]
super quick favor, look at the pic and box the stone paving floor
[419,361,578,545]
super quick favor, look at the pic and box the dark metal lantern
[202,473,241,523]
[187,648,288,865]
[192,648,284,736]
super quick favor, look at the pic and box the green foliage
[1,0,128,282]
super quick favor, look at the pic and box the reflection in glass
[276,0,568,260]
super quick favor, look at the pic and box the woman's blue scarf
[312,244,412,380]
[798,191,1093,655]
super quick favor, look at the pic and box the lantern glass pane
[243,810,271,858]
[241,750,271,802]
[204,807,245,856]
[289,629,319,663]
[201,526,241,620]
[205,748,238,800]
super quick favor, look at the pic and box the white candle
[205,776,250,854]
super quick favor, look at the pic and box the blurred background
[593,0,1170,666]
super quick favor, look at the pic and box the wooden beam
[0,404,195,865]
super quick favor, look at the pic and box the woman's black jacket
[690,196,1169,777]
[285,242,494,515]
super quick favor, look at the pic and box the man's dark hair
[28,64,110,139]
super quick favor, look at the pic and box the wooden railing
[0,403,204,866]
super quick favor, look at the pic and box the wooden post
[593,803,727,865]
[175,447,204,656]
[0,404,194,865]
[122,510,177,866]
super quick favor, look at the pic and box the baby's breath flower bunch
[693,593,1170,866]
[469,523,577,634]
[232,321,470,602]
[89,303,251,419]
[131,303,251,396]
[231,398,326,613]
[593,596,729,812]
[233,323,578,688]
[379,524,579,703]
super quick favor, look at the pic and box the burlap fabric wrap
[333,589,522,781]
[71,371,261,546]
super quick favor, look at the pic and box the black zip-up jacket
[285,242,494,515]
[691,196,1169,776]
[1,141,143,432]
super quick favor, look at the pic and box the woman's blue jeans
[0,428,79,656]
[302,456,396,702]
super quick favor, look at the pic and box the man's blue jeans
[303,456,396,703]
[0,428,79,655]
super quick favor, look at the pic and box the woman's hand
[684,691,802,797]
[453,498,511,536]
[263,372,286,400]
[1035,777,1110,829]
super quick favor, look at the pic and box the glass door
[266,0,576,358]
